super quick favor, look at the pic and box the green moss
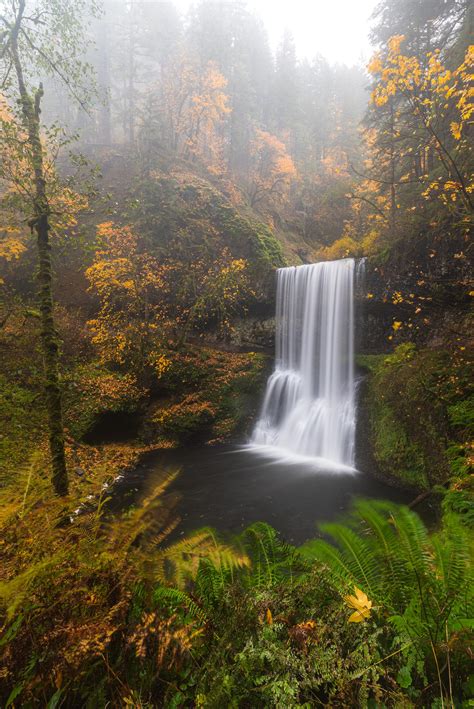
[356,354,386,372]
[133,173,286,293]
[370,391,428,489]
[0,375,45,482]
[361,344,471,490]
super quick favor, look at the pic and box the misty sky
[173,0,379,66]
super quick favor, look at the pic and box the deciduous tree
[248,129,297,209]
[86,222,169,377]
[0,0,96,495]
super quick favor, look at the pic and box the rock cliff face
[230,247,472,356]
[355,251,471,491]
[357,248,471,353]
[229,316,276,352]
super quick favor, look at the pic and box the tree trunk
[36,210,68,496]
[10,3,68,495]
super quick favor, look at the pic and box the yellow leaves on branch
[345,586,373,623]
[367,54,383,76]
[152,57,230,173]
[387,34,406,55]
[0,91,88,256]
[86,222,167,369]
[450,122,462,140]
[367,40,474,207]
[149,351,172,379]
[50,187,88,231]
[0,232,26,261]
[368,39,474,144]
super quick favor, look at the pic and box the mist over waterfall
[252,259,356,469]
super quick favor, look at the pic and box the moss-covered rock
[357,344,472,492]
[145,346,268,445]
[132,171,285,301]
[63,364,147,441]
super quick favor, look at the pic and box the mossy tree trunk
[10,3,68,495]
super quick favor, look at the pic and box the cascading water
[252,258,357,469]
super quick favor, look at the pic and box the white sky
[173,0,379,66]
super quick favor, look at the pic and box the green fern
[153,586,208,624]
[239,522,304,588]
[195,558,226,608]
[153,526,250,589]
[303,501,473,641]
[298,500,474,703]
[317,523,380,596]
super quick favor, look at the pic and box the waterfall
[252,258,356,469]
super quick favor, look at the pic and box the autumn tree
[0,0,96,495]
[171,250,252,345]
[247,129,297,209]
[369,36,473,215]
[140,57,230,174]
[86,222,169,377]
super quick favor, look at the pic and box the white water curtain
[252,259,356,467]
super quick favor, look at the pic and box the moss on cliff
[132,172,285,299]
[147,347,268,445]
[357,344,472,493]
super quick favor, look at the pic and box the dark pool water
[110,445,431,545]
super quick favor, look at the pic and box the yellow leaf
[345,586,373,623]
[266,608,273,625]
[450,121,462,140]
[348,608,371,623]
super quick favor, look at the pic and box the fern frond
[155,527,250,589]
[318,522,380,596]
[353,500,413,606]
[387,504,431,578]
[153,586,208,624]
[431,515,473,607]
[301,539,358,592]
[195,558,225,608]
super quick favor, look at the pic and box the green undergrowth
[0,374,45,486]
[358,344,473,510]
[1,496,472,707]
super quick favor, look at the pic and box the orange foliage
[248,129,297,209]
[149,57,230,173]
